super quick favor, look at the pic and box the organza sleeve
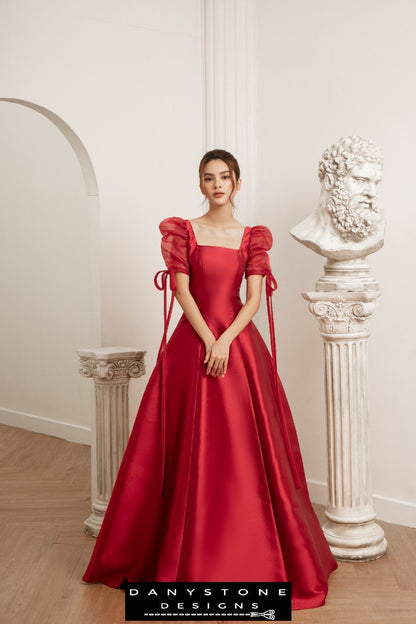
[244,225,273,277]
[159,216,191,275]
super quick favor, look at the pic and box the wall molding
[307,478,416,529]
[0,407,91,446]
[201,0,257,225]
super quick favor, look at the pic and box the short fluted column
[78,347,146,536]
[302,291,387,560]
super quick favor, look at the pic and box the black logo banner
[125,581,291,621]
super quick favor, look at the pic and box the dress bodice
[185,221,250,333]
[156,215,277,339]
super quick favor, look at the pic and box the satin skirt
[82,313,337,610]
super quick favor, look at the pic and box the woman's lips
[214,193,224,197]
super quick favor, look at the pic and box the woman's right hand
[204,335,230,378]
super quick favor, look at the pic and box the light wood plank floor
[1,424,415,624]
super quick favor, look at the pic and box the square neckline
[186,219,249,251]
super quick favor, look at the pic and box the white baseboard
[0,407,91,445]
[307,478,416,529]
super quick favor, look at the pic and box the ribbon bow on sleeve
[154,268,177,496]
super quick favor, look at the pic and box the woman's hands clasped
[204,335,231,378]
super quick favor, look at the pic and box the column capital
[77,347,146,382]
[302,290,381,337]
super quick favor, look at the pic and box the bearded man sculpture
[294,138,388,561]
[291,136,384,262]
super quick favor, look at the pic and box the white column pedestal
[302,291,387,561]
[78,347,146,536]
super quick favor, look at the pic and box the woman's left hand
[204,335,231,377]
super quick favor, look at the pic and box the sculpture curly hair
[318,136,383,183]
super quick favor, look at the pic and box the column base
[322,519,388,561]
[83,498,108,537]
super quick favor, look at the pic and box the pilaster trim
[201,0,257,224]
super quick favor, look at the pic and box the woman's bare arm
[174,272,216,350]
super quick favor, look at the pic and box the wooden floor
[1,423,415,624]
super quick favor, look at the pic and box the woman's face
[200,159,240,207]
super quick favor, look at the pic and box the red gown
[82,216,337,610]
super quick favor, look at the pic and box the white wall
[0,1,203,435]
[256,0,416,526]
[1,0,415,527]
[0,101,97,443]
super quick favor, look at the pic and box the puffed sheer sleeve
[245,225,273,277]
[159,216,191,275]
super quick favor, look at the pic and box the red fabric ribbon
[154,268,177,496]
[265,271,301,489]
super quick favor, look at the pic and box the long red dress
[82,216,337,610]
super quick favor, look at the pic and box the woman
[82,149,337,610]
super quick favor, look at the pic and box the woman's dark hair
[199,149,241,206]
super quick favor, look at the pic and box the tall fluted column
[202,0,257,224]
[302,291,387,560]
[78,347,146,536]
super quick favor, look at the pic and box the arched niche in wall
[0,98,100,445]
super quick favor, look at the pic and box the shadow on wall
[0,98,101,445]
[0,98,98,195]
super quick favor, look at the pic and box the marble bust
[290,136,385,261]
